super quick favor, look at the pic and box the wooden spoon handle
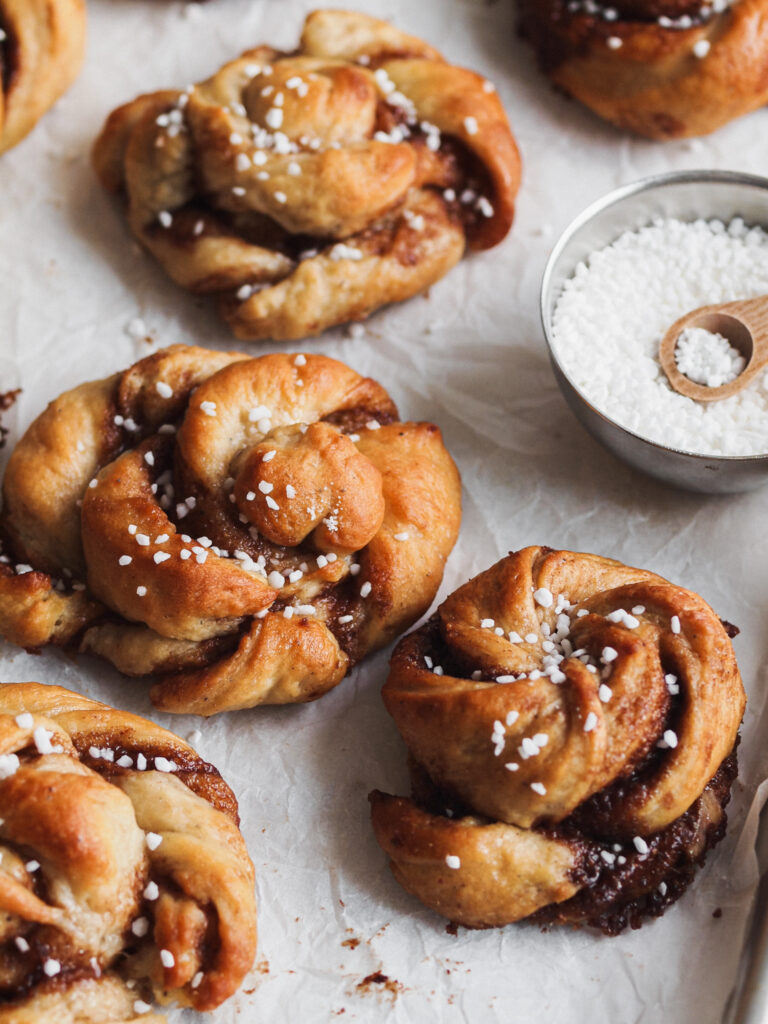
[720,297,768,359]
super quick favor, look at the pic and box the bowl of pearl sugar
[541,170,768,494]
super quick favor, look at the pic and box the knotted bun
[0,345,461,716]
[371,546,745,932]
[92,9,521,340]
[519,0,768,139]
[0,0,85,155]
[0,682,256,1021]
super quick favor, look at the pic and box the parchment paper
[2,1,768,1021]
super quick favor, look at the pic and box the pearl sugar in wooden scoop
[660,294,768,402]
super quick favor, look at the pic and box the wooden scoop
[659,296,768,402]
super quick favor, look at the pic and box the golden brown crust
[91,9,521,340]
[0,0,86,155]
[371,546,745,930]
[0,345,461,716]
[519,0,768,139]
[0,976,166,1023]
[370,792,583,928]
[0,682,257,1020]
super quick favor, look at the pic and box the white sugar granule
[552,217,768,456]
[675,327,745,388]
[564,0,736,23]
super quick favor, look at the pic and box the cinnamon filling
[408,740,738,935]
[538,750,737,934]
[0,18,17,98]
[521,0,727,27]
[76,737,239,824]
[518,0,730,75]
[585,0,728,19]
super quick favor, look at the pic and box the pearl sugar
[552,217,768,456]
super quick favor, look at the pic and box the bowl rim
[540,168,768,465]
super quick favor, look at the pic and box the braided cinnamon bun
[518,0,768,139]
[0,0,85,155]
[0,681,256,1022]
[370,546,745,933]
[92,9,521,341]
[0,345,461,716]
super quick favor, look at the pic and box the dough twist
[0,345,461,715]
[519,0,768,139]
[0,0,85,154]
[92,9,521,340]
[0,682,257,1021]
[371,546,745,933]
